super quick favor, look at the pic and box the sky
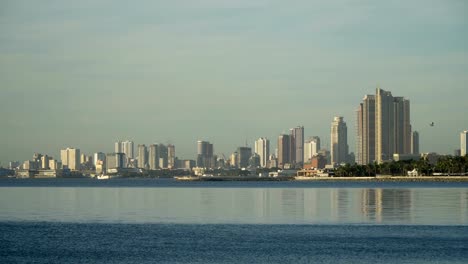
[1,0,467,165]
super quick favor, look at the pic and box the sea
[1,178,467,263]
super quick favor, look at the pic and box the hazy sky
[1,0,467,165]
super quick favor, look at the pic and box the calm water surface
[0,178,467,225]
[1,179,468,263]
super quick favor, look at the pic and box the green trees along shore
[334,155,468,177]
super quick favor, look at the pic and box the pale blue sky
[1,0,467,164]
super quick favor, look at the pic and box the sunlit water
[0,179,467,225]
[1,179,468,263]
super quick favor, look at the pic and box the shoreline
[175,176,468,182]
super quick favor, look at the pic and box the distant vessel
[96,174,122,180]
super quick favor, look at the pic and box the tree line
[334,155,468,177]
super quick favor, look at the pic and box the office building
[60,148,80,170]
[106,153,125,172]
[168,144,175,169]
[41,155,50,170]
[304,136,320,163]
[411,131,419,155]
[331,116,349,164]
[137,144,148,169]
[196,140,215,168]
[93,152,106,167]
[461,131,468,156]
[148,144,159,170]
[158,144,168,168]
[121,141,134,159]
[254,138,270,168]
[278,134,291,168]
[290,126,304,165]
[114,141,122,153]
[237,147,252,168]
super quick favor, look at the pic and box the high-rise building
[254,138,270,168]
[148,144,159,170]
[114,141,122,153]
[290,126,304,166]
[60,148,80,170]
[196,140,215,168]
[278,134,291,168]
[106,153,125,172]
[356,95,376,165]
[93,152,106,167]
[237,147,252,168]
[304,136,320,163]
[331,116,349,165]
[137,144,148,169]
[375,88,395,163]
[121,141,134,160]
[411,131,419,155]
[158,144,168,168]
[357,88,412,164]
[461,131,468,156]
[167,144,175,169]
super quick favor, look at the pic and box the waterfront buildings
[158,144,168,168]
[93,152,106,167]
[196,140,215,168]
[290,126,304,166]
[237,147,252,168]
[412,131,419,155]
[278,134,291,168]
[148,144,160,170]
[137,144,148,169]
[254,138,270,168]
[304,136,320,163]
[356,88,413,164]
[330,116,349,165]
[106,153,125,172]
[60,148,80,170]
[168,144,175,169]
[121,141,134,160]
[461,131,468,156]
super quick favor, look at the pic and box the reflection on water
[0,187,467,225]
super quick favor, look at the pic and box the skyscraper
[93,152,106,167]
[375,88,395,163]
[278,134,291,168]
[148,144,159,170]
[114,141,122,153]
[304,136,320,163]
[197,140,215,168]
[167,144,175,169]
[356,88,412,164]
[331,116,349,165]
[60,148,80,170]
[356,95,376,165]
[237,147,252,168]
[121,140,134,160]
[411,131,419,155]
[461,131,468,156]
[106,153,125,172]
[290,126,304,166]
[158,144,168,168]
[137,144,148,169]
[254,138,270,168]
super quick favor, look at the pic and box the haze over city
[1,0,467,165]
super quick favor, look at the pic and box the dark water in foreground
[1,179,468,263]
[2,223,468,264]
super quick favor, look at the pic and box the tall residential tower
[330,117,349,165]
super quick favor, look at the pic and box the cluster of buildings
[356,88,419,164]
[5,88,468,178]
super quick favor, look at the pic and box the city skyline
[1,1,468,165]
